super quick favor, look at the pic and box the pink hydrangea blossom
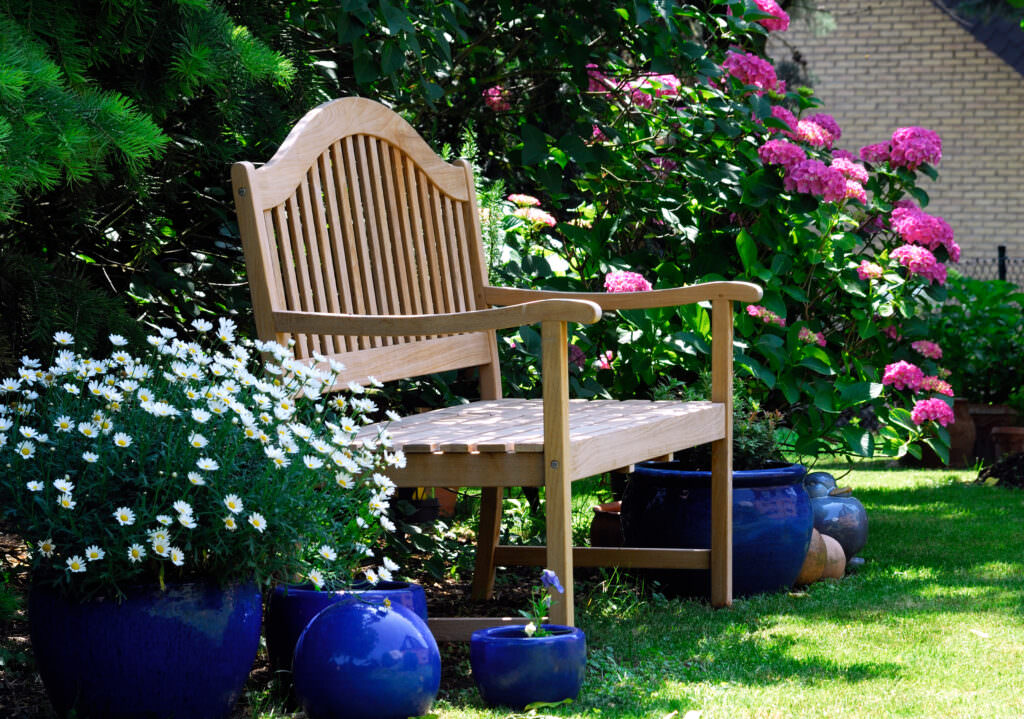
[794,119,835,148]
[920,376,954,396]
[758,139,806,168]
[483,86,511,112]
[513,207,557,227]
[593,350,614,370]
[629,74,682,100]
[890,207,960,262]
[910,398,955,426]
[832,149,856,161]
[604,270,653,293]
[508,193,541,207]
[831,157,869,184]
[891,245,947,283]
[911,340,943,360]
[752,0,791,30]
[883,325,901,341]
[883,360,925,391]
[845,180,867,204]
[889,126,942,169]
[857,261,884,280]
[798,327,827,347]
[591,125,608,142]
[747,304,786,327]
[859,142,891,164]
[586,64,612,94]
[722,51,780,94]
[783,159,847,203]
[806,114,841,141]
[769,105,797,134]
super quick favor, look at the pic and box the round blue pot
[811,495,869,560]
[28,580,261,719]
[265,580,427,672]
[621,461,812,597]
[470,624,587,709]
[292,596,440,719]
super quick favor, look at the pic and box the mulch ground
[0,529,534,718]
[977,451,1024,489]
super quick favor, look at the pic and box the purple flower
[541,569,564,594]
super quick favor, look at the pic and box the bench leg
[471,487,503,600]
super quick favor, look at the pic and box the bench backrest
[231,97,501,390]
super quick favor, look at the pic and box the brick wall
[767,0,1024,276]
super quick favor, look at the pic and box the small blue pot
[470,625,587,709]
[292,596,441,719]
[29,580,261,719]
[621,461,812,597]
[265,580,427,671]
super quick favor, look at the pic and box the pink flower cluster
[648,156,678,179]
[831,157,869,184]
[844,181,867,204]
[757,139,806,168]
[483,86,510,112]
[508,193,541,207]
[891,245,946,284]
[768,105,797,134]
[752,0,791,31]
[747,304,786,327]
[604,270,653,293]
[890,206,960,262]
[798,327,826,347]
[882,361,924,391]
[593,350,614,370]
[722,51,780,94]
[920,376,954,396]
[911,339,942,360]
[890,126,942,169]
[587,64,611,94]
[910,398,955,426]
[629,74,682,106]
[782,159,847,203]
[513,207,557,227]
[857,260,883,280]
[790,114,841,149]
[858,126,942,169]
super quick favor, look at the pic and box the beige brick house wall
[767,0,1024,274]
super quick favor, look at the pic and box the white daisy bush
[0,322,404,598]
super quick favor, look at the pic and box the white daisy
[113,432,133,448]
[247,512,267,533]
[84,545,105,561]
[187,472,206,486]
[178,514,197,529]
[57,493,76,510]
[217,317,237,343]
[318,545,337,561]
[151,540,170,557]
[66,555,87,572]
[127,544,146,563]
[382,556,399,572]
[62,383,81,396]
[53,331,75,345]
[308,569,325,589]
[364,567,379,584]
[303,455,324,470]
[53,415,73,432]
[53,477,74,493]
[223,494,243,514]
[77,422,99,438]
[196,457,219,472]
[188,433,208,449]
[15,441,35,459]
[191,408,211,424]
[37,538,56,557]
[109,333,129,346]
[335,473,354,489]
[169,547,185,566]
[82,451,99,464]
[223,515,238,531]
[113,506,136,525]
[379,516,396,532]
[26,480,44,492]
[378,567,393,582]
[149,527,170,544]
[172,500,193,517]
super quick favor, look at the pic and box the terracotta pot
[589,501,623,547]
[991,426,1024,459]
[948,398,977,467]
[969,403,1020,462]
[821,534,846,579]
[794,528,826,585]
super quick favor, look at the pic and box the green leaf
[889,407,917,433]
[736,229,758,275]
[838,381,884,406]
[521,124,547,165]
[840,426,874,456]
[380,42,404,76]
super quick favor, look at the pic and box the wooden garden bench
[231,97,762,640]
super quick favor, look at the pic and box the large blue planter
[292,596,440,719]
[470,624,587,709]
[621,461,812,597]
[28,580,262,719]
[265,580,427,672]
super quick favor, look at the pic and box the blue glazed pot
[28,580,261,719]
[470,625,587,709]
[265,580,427,672]
[621,461,812,597]
[292,596,440,719]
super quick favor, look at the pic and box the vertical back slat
[332,140,368,349]
[285,192,321,357]
[319,148,353,352]
[297,171,331,354]
[416,168,448,318]
[427,183,456,314]
[441,196,468,313]
[308,155,342,355]
[405,159,434,339]
[453,199,480,311]
[343,136,378,349]
[271,205,301,349]
[381,144,414,341]
[388,147,419,319]
[365,136,403,345]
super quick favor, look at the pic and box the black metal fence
[957,246,1024,286]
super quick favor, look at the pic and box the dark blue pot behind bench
[621,461,812,598]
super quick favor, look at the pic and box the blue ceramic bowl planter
[28,580,262,719]
[470,625,587,709]
[621,461,813,597]
[291,595,441,719]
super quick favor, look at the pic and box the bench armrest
[483,281,762,311]
[271,299,602,337]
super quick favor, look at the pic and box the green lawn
[426,463,1024,719]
